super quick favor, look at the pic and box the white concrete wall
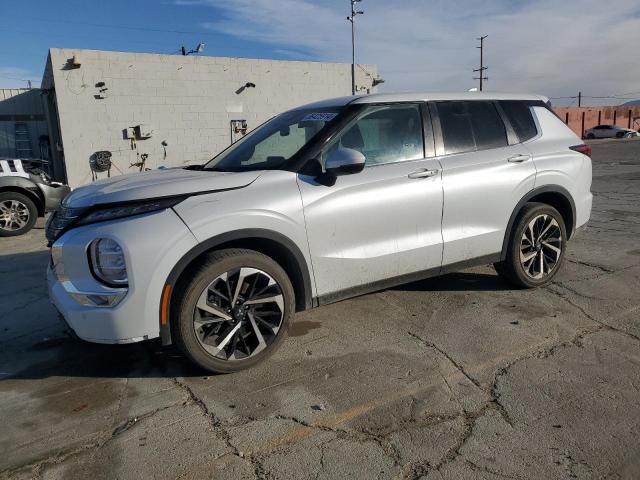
[44,48,377,188]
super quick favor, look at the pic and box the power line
[0,25,184,51]
[2,16,221,38]
[0,74,40,81]
[551,88,640,101]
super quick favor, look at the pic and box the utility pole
[347,0,364,95]
[473,35,488,91]
[578,91,582,107]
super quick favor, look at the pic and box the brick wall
[43,48,377,188]
[553,105,640,138]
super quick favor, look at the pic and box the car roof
[295,92,549,110]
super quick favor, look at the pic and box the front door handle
[408,168,439,179]
[507,154,532,163]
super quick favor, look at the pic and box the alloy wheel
[0,200,30,232]
[519,214,563,279]
[192,267,285,361]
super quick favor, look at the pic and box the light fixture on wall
[372,77,385,87]
[181,43,205,56]
[65,55,82,69]
[235,82,256,94]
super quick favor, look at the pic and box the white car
[47,93,593,373]
[584,124,639,139]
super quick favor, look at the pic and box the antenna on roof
[181,43,205,56]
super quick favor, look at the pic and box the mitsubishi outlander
[47,93,593,373]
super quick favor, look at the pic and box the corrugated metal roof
[0,89,45,115]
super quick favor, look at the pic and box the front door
[297,103,444,299]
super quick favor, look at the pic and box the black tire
[494,202,567,288]
[172,248,295,373]
[0,192,38,237]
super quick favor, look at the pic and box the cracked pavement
[1,140,639,479]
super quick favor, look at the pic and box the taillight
[570,144,592,158]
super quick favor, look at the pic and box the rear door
[432,100,537,266]
[298,103,443,299]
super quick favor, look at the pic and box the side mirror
[279,126,290,136]
[325,148,365,176]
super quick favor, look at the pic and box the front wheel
[494,203,567,288]
[172,249,295,373]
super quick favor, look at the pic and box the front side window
[204,108,342,172]
[437,101,508,155]
[323,104,424,167]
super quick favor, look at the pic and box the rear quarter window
[499,101,538,142]
[437,101,508,155]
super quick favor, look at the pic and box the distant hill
[622,99,640,106]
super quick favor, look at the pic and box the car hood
[64,168,261,208]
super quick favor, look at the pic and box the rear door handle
[408,168,439,179]
[507,154,531,163]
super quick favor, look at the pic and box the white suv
[47,93,593,373]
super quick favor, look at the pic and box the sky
[1,0,639,106]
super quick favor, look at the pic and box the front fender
[164,171,314,344]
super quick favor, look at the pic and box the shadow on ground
[1,250,512,383]
[395,270,512,292]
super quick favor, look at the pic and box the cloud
[186,0,640,104]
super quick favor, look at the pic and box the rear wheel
[494,203,566,288]
[172,249,295,373]
[585,133,595,139]
[0,192,38,237]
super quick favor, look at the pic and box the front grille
[45,205,86,243]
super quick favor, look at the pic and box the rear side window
[499,101,538,142]
[437,101,508,155]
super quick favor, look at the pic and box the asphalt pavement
[1,140,639,479]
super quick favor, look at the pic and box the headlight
[77,197,184,227]
[89,238,128,286]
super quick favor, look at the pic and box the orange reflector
[161,284,171,325]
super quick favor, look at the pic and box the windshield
[204,108,343,172]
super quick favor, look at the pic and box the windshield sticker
[301,112,338,122]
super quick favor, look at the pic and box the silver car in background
[584,124,639,139]
[0,159,70,237]
[47,93,593,373]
